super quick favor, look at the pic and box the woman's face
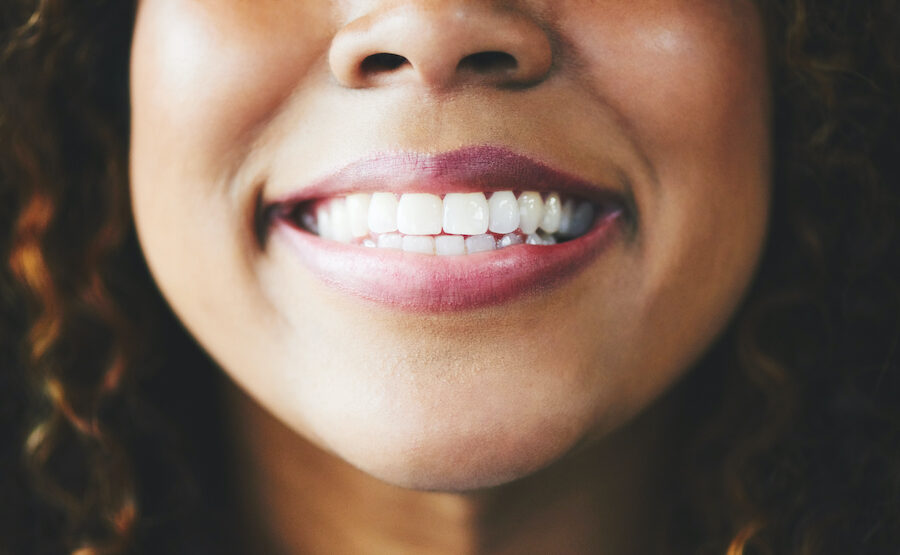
[130,0,770,489]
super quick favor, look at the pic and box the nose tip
[328,4,553,90]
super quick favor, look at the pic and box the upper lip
[264,145,631,216]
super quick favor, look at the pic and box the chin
[304,396,589,492]
[350,434,581,492]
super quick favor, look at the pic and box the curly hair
[1,0,898,554]
[1,2,226,553]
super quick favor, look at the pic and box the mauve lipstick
[265,146,631,311]
[268,145,628,206]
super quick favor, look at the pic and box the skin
[130,0,770,552]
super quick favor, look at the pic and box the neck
[224,383,678,555]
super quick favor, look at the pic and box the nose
[329,3,553,90]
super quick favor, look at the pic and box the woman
[1,0,898,553]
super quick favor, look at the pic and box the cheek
[128,0,335,394]
[129,0,336,329]
[130,0,333,182]
[560,0,769,173]
[561,0,772,383]
[565,3,771,239]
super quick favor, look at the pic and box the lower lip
[272,214,624,312]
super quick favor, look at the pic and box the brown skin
[130,0,770,552]
[226,375,676,554]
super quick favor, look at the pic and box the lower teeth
[304,228,579,256]
[372,231,560,255]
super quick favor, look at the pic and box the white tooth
[362,239,377,248]
[345,193,372,237]
[368,193,399,233]
[377,233,403,250]
[557,198,576,236]
[498,233,524,249]
[569,202,595,236]
[435,235,466,256]
[488,191,520,234]
[526,234,543,245]
[402,235,436,255]
[518,192,544,235]
[314,205,331,239]
[330,200,353,243]
[397,193,443,235]
[541,233,557,245]
[443,193,489,235]
[540,193,561,233]
[465,234,496,254]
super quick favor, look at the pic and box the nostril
[361,53,410,75]
[330,7,552,89]
[457,51,518,74]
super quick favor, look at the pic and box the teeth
[540,193,561,233]
[557,198,576,236]
[443,193,489,236]
[377,233,403,250]
[402,235,436,254]
[488,191,520,234]
[345,193,372,238]
[517,192,545,235]
[435,234,466,256]
[329,199,353,243]
[397,193,443,235]
[302,190,604,254]
[465,234,497,254]
[368,193,399,233]
[526,233,557,246]
[316,204,333,240]
[498,233,523,248]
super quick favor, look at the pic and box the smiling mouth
[264,146,633,311]
[278,190,618,255]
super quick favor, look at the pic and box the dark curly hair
[1,0,898,553]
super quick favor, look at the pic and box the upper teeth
[302,191,597,253]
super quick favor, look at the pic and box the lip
[267,145,628,207]
[265,145,631,312]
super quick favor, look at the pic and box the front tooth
[518,192,545,234]
[369,193,399,233]
[488,191,520,234]
[465,234,496,254]
[435,235,466,256]
[330,199,353,243]
[315,204,333,240]
[498,233,524,248]
[443,193,489,235]
[557,198,576,236]
[397,193,443,235]
[402,235,436,255]
[540,193,561,233]
[377,233,403,250]
[345,193,372,237]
